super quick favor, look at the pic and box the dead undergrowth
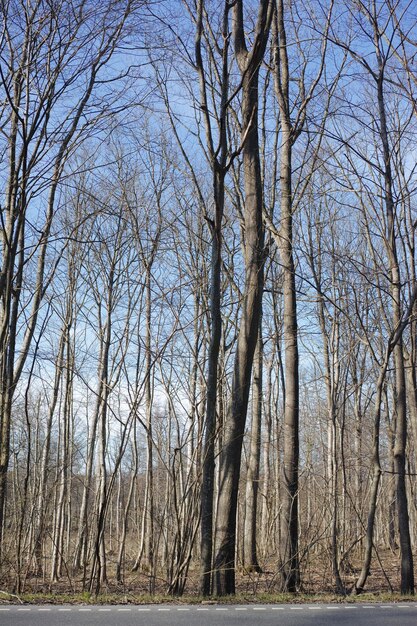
[0,548,415,602]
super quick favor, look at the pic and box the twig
[0,590,23,604]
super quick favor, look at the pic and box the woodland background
[1,0,417,599]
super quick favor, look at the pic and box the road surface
[0,603,416,625]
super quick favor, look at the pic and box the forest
[0,0,417,600]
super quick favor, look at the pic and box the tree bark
[212,1,271,594]
[243,318,263,573]
[273,0,299,591]
[376,66,414,595]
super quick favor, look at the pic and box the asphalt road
[0,603,416,625]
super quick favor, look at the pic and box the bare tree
[263,0,334,590]
[0,0,143,551]
[330,0,416,593]
[212,0,272,596]
[194,0,233,596]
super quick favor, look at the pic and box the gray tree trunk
[243,319,263,573]
[376,68,414,595]
[212,1,271,595]
[273,0,299,591]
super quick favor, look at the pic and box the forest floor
[0,550,415,603]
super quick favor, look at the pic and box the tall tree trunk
[133,267,154,578]
[243,318,263,573]
[213,5,271,593]
[273,0,299,590]
[51,321,74,583]
[199,201,222,594]
[194,0,231,596]
[260,353,274,558]
[376,65,414,594]
[392,339,414,594]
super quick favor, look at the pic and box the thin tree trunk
[273,1,299,590]
[193,0,231,596]
[132,268,154,577]
[116,444,137,583]
[243,319,263,573]
[376,60,414,594]
[260,354,274,558]
[354,368,386,593]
